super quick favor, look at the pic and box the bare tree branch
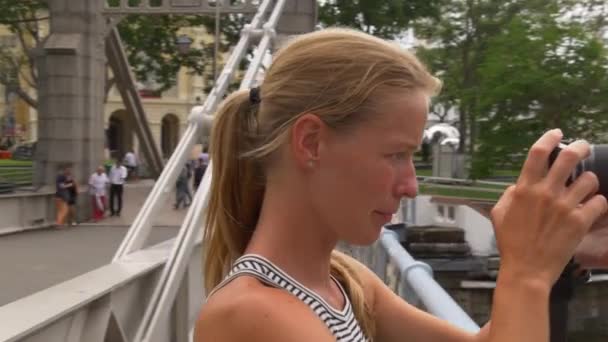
[13,23,38,86]
[13,86,37,108]
[0,72,37,109]
[19,63,36,89]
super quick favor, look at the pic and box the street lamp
[176,34,193,55]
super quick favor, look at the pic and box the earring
[307,160,314,168]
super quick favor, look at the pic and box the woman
[65,172,78,226]
[195,28,608,341]
[54,166,72,226]
[89,166,109,222]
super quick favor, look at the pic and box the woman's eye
[391,152,409,161]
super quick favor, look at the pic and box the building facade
[0,22,215,166]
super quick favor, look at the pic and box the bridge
[1,1,598,341]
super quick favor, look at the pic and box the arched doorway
[106,110,134,160]
[161,114,180,158]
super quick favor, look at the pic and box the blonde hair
[203,28,440,339]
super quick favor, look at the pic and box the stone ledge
[406,226,467,243]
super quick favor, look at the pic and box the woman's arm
[488,271,550,342]
[371,131,606,342]
[345,254,486,342]
[350,252,545,342]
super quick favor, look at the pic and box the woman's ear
[290,113,324,169]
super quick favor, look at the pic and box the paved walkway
[0,180,189,306]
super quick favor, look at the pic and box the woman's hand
[490,129,608,287]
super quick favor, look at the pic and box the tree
[0,0,46,109]
[0,0,239,109]
[106,0,246,94]
[319,0,441,39]
[473,12,608,177]
[414,0,608,178]
[415,0,527,156]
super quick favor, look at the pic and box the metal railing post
[112,0,275,262]
[379,229,480,333]
[134,1,283,340]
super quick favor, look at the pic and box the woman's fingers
[589,213,608,232]
[546,140,591,189]
[576,194,608,229]
[518,129,563,186]
[564,171,600,207]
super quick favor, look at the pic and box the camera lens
[549,144,608,197]
[586,145,608,197]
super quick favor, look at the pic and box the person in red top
[88,166,109,221]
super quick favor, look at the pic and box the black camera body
[548,142,608,197]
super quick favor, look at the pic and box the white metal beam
[103,0,258,15]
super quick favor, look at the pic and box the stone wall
[436,273,608,341]
[343,242,608,341]
[0,189,92,235]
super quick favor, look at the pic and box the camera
[548,142,608,197]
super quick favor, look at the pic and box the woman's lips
[373,210,394,223]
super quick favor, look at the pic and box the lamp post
[175,34,193,55]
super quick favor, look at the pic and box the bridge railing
[133,1,288,340]
[343,228,481,333]
[0,1,281,341]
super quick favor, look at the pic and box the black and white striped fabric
[213,254,368,341]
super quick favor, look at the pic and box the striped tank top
[213,254,368,342]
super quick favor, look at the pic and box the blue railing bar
[380,229,481,333]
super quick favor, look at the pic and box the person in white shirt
[88,166,109,221]
[124,150,138,181]
[109,159,128,217]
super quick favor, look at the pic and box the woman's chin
[344,223,384,246]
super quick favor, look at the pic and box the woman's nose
[395,163,418,198]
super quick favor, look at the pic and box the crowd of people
[53,148,210,226]
[174,148,209,210]
[53,151,138,226]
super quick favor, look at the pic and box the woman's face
[311,91,429,245]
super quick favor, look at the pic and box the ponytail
[331,251,376,340]
[203,90,265,293]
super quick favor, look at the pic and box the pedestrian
[54,166,73,226]
[124,150,138,181]
[65,171,79,226]
[174,166,192,209]
[109,158,127,217]
[193,158,207,190]
[88,166,109,222]
[186,160,193,199]
[195,28,608,341]
[199,146,209,166]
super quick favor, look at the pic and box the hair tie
[249,87,261,105]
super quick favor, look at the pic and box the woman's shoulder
[333,251,380,305]
[195,276,334,341]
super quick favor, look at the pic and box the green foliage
[0,0,47,108]
[107,0,248,93]
[0,0,46,25]
[319,0,441,38]
[0,0,245,101]
[415,0,608,178]
[1,0,446,102]
[115,15,210,93]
